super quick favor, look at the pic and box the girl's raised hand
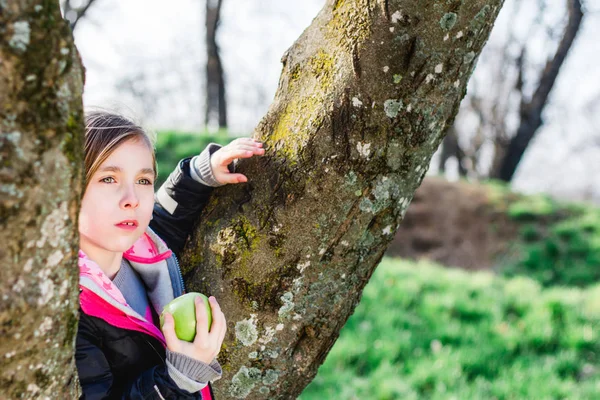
[210,138,264,184]
[161,296,227,364]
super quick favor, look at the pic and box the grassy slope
[300,258,600,400]
[486,182,600,288]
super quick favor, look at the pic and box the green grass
[477,180,600,288]
[154,130,235,187]
[300,258,600,400]
[500,195,600,288]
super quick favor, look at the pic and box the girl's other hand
[210,138,264,185]
[161,296,227,364]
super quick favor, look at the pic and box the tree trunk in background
[493,0,583,182]
[205,0,227,130]
[181,1,504,398]
[439,125,468,176]
[0,1,85,398]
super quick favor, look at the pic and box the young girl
[76,111,264,399]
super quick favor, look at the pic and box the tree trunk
[181,1,504,398]
[205,0,227,129]
[439,125,467,176]
[493,0,583,182]
[0,1,85,398]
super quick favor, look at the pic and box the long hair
[83,112,156,190]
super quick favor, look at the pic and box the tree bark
[0,1,85,398]
[181,1,504,398]
[205,0,227,129]
[494,0,583,182]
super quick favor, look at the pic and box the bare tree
[205,0,227,130]
[438,125,468,176]
[442,0,584,182]
[0,0,85,397]
[494,0,584,181]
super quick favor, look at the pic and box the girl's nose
[119,185,139,209]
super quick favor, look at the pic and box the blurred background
[64,0,600,397]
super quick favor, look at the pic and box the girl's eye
[138,178,153,185]
[101,177,115,183]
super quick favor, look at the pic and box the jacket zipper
[172,252,186,295]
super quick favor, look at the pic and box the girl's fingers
[224,146,263,158]
[208,297,224,334]
[212,314,226,351]
[232,144,264,153]
[193,297,209,345]
[208,296,222,314]
[210,139,264,185]
[233,137,262,146]
[214,142,264,167]
[228,146,263,156]
[219,149,257,166]
[161,313,180,350]
[218,311,227,345]
[215,173,247,184]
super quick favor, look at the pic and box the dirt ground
[385,177,520,270]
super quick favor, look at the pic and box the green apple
[160,292,212,342]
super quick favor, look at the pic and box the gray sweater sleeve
[189,143,225,187]
[166,349,222,393]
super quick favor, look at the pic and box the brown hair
[84,111,157,189]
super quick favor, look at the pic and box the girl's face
[79,138,155,256]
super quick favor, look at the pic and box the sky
[71,0,600,203]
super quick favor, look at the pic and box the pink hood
[78,228,175,347]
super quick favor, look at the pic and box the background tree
[494,0,583,181]
[205,0,228,130]
[179,0,505,398]
[0,0,85,398]
[438,0,584,181]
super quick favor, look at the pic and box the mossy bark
[181,1,505,398]
[0,1,85,398]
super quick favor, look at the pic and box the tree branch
[497,0,584,182]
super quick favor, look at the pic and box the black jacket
[76,158,216,400]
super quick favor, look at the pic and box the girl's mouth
[116,220,138,231]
